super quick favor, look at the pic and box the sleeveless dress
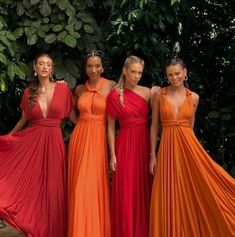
[0,83,74,237]
[68,78,111,237]
[150,87,235,237]
[107,88,152,237]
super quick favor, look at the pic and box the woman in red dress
[107,55,152,237]
[0,54,75,237]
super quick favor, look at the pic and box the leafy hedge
[0,0,234,175]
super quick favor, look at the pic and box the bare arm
[149,91,161,175]
[150,86,161,107]
[107,115,117,172]
[190,92,199,128]
[9,112,28,134]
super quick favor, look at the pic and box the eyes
[37,62,52,67]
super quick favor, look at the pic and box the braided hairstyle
[165,58,189,88]
[27,53,54,109]
[116,55,145,105]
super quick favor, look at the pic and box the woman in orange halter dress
[68,50,116,237]
[149,58,235,237]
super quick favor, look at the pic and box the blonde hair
[116,55,144,105]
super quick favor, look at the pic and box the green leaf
[38,28,47,38]
[7,62,15,81]
[83,24,94,34]
[171,0,179,5]
[5,32,16,41]
[14,63,25,79]
[31,0,40,5]
[56,0,68,10]
[65,5,76,17]
[63,35,77,48]
[40,0,51,17]
[27,34,38,45]
[78,12,93,23]
[25,26,37,36]
[0,78,6,92]
[52,24,64,32]
[0,52,7,65]
[45,33,57,43]
[74,20,82,31]
[41,24,50,32]
[43,17,50,24]
[0,15,6,28]
[17,3,25,16]
[57,31,67,41]
[49,0,57,3]
[13,28,24,39]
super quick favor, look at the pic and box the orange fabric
[150,87,235,237]
[68,78,110,237]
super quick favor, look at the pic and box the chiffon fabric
[68,78,111,237]
[0,83,74,237]
[150,87,235,237]
[107,88,152,237]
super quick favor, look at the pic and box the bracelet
[150,153,155,156]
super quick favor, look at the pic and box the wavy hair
[27,53,54,109]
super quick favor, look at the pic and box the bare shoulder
[74,84,86,97]
[102,78,116,94]
[105,79,116,88]
[191,91,199,102]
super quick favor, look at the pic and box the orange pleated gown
[150,87,235,237]
[68,78,110,237]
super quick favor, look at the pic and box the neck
[125,83,137,90]
[168,84,185,93]
[38,78,52,88]
[87,77,101,87]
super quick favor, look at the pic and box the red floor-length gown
[0,83,74,237]
[107,88,152,237]
[150,87,235,237]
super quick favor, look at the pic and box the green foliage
[0,0,234,175]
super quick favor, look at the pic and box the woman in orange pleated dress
[149,58,235,237]
[67,50,116,237]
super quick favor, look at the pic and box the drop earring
[34,71,37,77]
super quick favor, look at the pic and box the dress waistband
[162,119,190,128]
[31,119,61,127]
[120,117,148,128]
[79,113,106,125]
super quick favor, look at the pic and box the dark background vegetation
[0,0,234,175]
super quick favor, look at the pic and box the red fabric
[107,88,152,237]
[0,83,74,237]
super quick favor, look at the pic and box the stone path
[0,222,24,237]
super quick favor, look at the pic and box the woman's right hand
[149,155,157,175]
[110,155,117,172]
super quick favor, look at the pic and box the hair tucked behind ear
[115,55,144,105]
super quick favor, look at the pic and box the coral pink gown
[150,87,235,237]
[0,83,74,237]
[107,88,152,237]
[68,78,111,237]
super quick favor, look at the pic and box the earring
[34,71,37,77]
[184,75,188,81]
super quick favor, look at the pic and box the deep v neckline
[164,87,188,120]
[37,83,57,119]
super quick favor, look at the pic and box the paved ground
[0,222,24,237]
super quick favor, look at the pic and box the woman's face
[124,62,143,87]
[85,56,103,81]
[34,56,53,79]
[166,64,187,87]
